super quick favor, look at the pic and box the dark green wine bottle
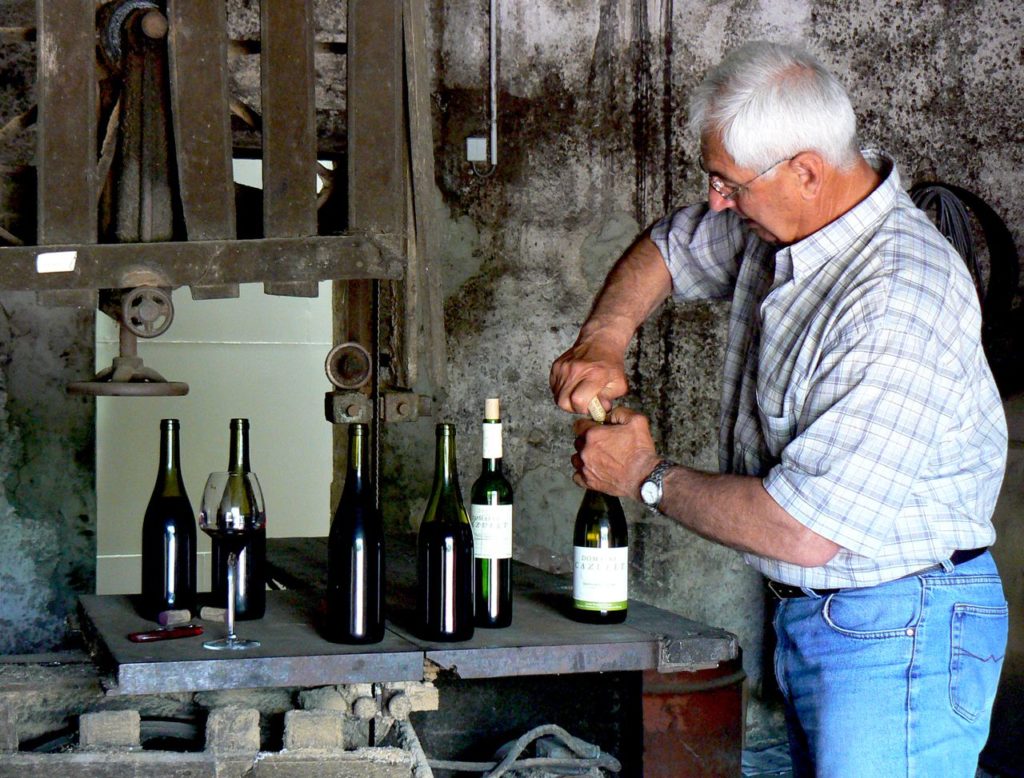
[470,398,513,628]
[326,423,385,644]
[211,418,266,620]
[571,398,627,624]
[140,419,197,620]
[417,423,475,641]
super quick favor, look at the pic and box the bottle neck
[481,419,503,471]
[228,419,250,473]
[345,425,370,494]
[157,421,186,493]
[433,426,461,492]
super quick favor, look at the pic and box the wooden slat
[261,0,318,298]
[167,0,239,300]
[404,0,448,390]
[336,0,407,400]
[348,0,404,234]
[35,0,97,308]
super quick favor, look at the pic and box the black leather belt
[767,547,988,600]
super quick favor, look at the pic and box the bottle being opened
[572,399,628,624]
[211,418,266,620]
[140,419,197,620]
[417,422,475,641]
[572,488,628,623]
[470,398,513,628]
[326,423,385,644]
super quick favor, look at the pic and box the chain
[371,278,381,511]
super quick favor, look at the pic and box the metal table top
[79,536,738,695]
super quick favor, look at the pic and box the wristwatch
[640,460,676,510]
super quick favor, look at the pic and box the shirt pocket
[949,602,1008,722]
[755,381,797,461]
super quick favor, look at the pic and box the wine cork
[485,397,500,420]
[199,606,226,622]
[157,609,192,627]
[587,396,606,424]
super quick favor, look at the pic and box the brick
[205,707,260,753]
[0,704,18,751]
[297,686,346,711]
[78,709,141,748]
[283,709,344,751]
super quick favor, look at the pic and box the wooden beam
[35,0,97,307]
[261,0,318,298]
[404,0,448,390]
[167,0,239,299]
[0,234,403,293]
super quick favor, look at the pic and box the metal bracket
[324,390,431,425]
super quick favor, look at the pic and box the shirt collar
[782,149,900,281]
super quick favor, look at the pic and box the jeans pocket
[822,586,920,638]
[949,603,1008,722]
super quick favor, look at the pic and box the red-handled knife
[127,624,204,642]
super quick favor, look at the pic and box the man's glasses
[699,156,792,201]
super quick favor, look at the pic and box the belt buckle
[767,579,793,599]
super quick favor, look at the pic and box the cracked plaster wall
[382,0,1024,742]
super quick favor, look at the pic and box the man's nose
[708,187,734,213]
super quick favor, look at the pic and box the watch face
[641,480,660,505]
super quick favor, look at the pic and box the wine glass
[199,471,266,650]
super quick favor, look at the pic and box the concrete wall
[381,0,1024,743]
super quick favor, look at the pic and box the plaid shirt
[650,151,1006,588]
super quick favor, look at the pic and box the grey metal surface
[79,536,738,694]
[79,590,424,695]
[274,537,739,677]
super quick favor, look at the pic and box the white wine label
[470,503,512,558]
[481,422,503,459]
[573,546,628,610]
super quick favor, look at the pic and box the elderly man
[550,41,1008,776]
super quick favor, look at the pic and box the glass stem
[226,551,237,641]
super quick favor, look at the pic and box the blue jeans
[773,551,1008,777]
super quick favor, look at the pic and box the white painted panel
[96,282,333,592]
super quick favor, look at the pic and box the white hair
[688,41,861,171]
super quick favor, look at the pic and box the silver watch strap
[647,459,676,487]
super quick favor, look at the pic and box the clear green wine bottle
[417,423,475,641]
[572,488,628,623]
[140,419,197,620]
[211,418,266,620]
[571,398,628,624]
[326,423,385,644]
[470,398,513,628]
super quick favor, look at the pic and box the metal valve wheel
[122,286,174,338]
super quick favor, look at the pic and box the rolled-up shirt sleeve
[649,205,748,302]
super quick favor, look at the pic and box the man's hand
[549,337,630,416]
[570,406,661,498]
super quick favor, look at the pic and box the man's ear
[789,151,825,199]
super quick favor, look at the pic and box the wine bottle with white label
[572,397,628,623]
[470,398,513,628]
[572,489,628,623]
